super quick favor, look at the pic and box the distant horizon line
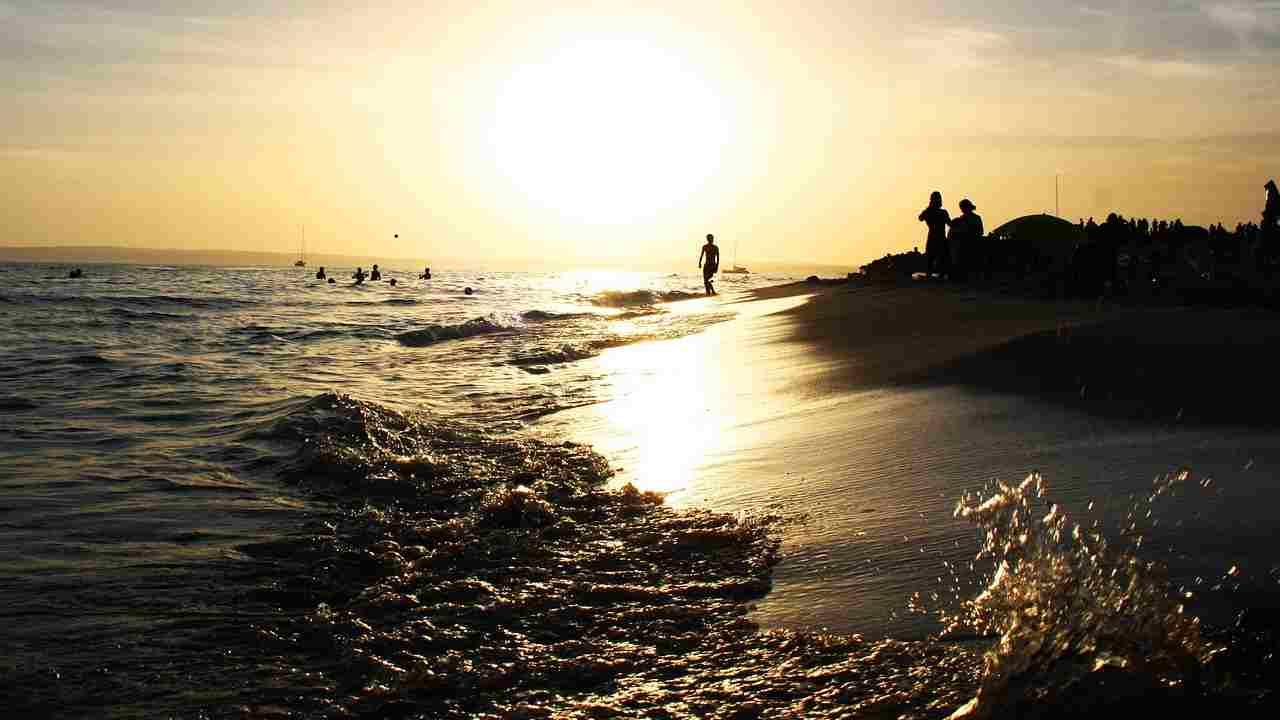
[7,132,1280,155]
[0,244,856,274]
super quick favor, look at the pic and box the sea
[2,262,1278,718]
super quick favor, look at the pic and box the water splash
[945,472,1211,718]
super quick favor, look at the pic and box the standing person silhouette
[1262,180,1279,268]
[948,198,984,282]
[919,191,952,280]
[1264,180,1279,235]
[699,234,720,296]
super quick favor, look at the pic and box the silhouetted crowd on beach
[863,181,1280,306]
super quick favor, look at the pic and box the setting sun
[486,34,734,225]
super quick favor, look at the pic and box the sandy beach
[751,279,1280,425]
[545,279,1280,643]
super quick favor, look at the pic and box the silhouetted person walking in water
[919,191,951,280]
[948,198,984,282]
[699,234,720,296]
[315,266,326,280]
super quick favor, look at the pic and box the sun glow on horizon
[486,35,736,225]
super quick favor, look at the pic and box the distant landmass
[0,245,852,276]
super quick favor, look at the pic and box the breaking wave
[395,318,510,346]
[520,309,596,322]
[507,335,659,368]
[590,289,701,307]
[246,393,979,719]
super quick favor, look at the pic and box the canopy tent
[988,214,1083,271]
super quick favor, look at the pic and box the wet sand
[753,280,1280,425]
[547,281,1280,639]
[218,283,1279,718]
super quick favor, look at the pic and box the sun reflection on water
[594,336,717,497]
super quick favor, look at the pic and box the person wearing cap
[948,198,984,282]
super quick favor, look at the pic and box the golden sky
[3,1,1279,267]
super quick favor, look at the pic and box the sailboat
[294,225,306,267]
[721,237,749,274]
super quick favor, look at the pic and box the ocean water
[2,262,1278,718]
[0,262,787,716]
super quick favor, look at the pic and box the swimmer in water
[464,287,473,295]
[315,266,326,280]
[420,267,431,280]
[388,277,397,287]
[353,267,367,284]
[370,264,381,281]
[328,278,336,284]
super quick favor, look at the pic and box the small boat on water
[294,225,306,267]
[721,238,749,274]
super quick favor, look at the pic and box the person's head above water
[464,287,473,295]
[959,198,976,213]
[929,191,942,208]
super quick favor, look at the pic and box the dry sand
[748,279,1280,425]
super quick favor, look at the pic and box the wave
[508,334,662,370]
[509,343,601,367]
[0,397,37,411]
[68,354,114,366]
[345,298,422,307]
[244,392,795,718]
[590,289,701,307]
[112,295,258,310]
[7,293,257,310]
[395,317,509,346]
[520,309,595,322]
[106,307,191,322]
[611,308,665,320]
[214,396,1280,717]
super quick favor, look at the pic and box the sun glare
[487,36,732,225]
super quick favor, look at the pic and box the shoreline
[740,277,1280,426]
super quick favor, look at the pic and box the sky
[3,1,1280,268]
